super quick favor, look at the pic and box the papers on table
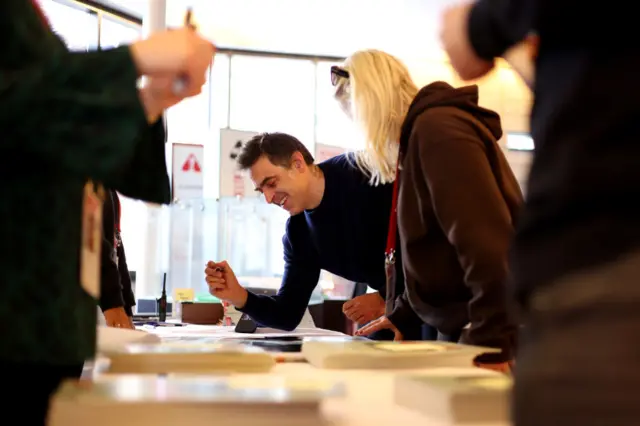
[98,325,348,370]
[49,374,343,426]
[97,326,161,352]
[394,370,511,423]
[301,340,500,370]
[142,325,346,344]
[101,342,276,374]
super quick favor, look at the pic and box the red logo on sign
[233,173,244,197]
[182,154,201,172]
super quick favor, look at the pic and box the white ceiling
[97,0,461,61]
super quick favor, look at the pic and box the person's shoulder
[318,152,356,173]
[410,107,481,152]
[319,152,374,183]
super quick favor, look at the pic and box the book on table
[49,374,344,426]
[101,341,276,374]
[394,372,512,424]
[301,339,499,369]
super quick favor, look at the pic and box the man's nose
[263,189,275,204]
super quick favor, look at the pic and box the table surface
[268,363,508,426]
[102,325,510,426]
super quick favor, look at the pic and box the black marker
[157,272,167,322]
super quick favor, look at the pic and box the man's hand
[139,77,189,123]
[103,307,135,329]
[342,292,385,325]
[130,27,215,90]
[440,2,495,81]
[355,316,403,341]
[205,260,248,308]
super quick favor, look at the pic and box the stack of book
[101,342,276,374]
[394,372,512,423]
[302,340,499,369]
[97,326,161,352]
[49,374,343,426]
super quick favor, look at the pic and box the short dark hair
[237,132,315,170]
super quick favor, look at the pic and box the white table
[98,325,509,426]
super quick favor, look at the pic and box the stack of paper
[97,326,161,352]
[302,340,499,369]
[49,375,342,426]
[102,342,276,374]
[394,372,512,423]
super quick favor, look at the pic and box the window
[99,15,141,49]
[165,55,228,199]
[204,54,231,199]
[39,0,99,51]
[229,55,316,152]
[315,61,363,151]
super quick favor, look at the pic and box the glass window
[315,61,363,151]
[99,15,141,49]
[229,55,316,152]
[39,0,99,51]
[204,54,231,199]
[166,54,229,199]
[166,64,214,144]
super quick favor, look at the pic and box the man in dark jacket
[440,1,640,425]
[204,132,429,340]
[100,190,136,328]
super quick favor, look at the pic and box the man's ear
[291,152,306,171]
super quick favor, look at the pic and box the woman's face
[335,81,353,120]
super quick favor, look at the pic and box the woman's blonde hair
[334,49,418,185]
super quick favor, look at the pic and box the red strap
[31,0,51,27]
[114,192,121,234]
[113,192,122,249]
[385,159,401,258]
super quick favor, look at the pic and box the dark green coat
[0,0,170,364]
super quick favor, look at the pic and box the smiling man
[205,132,426,340]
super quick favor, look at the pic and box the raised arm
[1,0,213,203]
[0,47,153,181]
[239,231,321,331]
[466,0,537,60]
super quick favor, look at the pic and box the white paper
[97,326,161,352]
[139,324,345,343]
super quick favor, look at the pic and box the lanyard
[30,0,51,27]
[112,191,122,249]
[115,192,121,234]
[384,159,401,266]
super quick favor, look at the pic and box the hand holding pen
[130,8,215,118]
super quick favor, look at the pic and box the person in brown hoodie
[332,49,523,372]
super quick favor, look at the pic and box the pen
[172,8,194,94]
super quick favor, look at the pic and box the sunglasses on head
[330,65,349,86]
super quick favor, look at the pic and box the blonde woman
[334,49,523,372]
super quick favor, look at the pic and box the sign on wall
[315,143,346,163]
[172,143,204,201]
[220,128,260,198]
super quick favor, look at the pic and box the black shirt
[240,154,403,330]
